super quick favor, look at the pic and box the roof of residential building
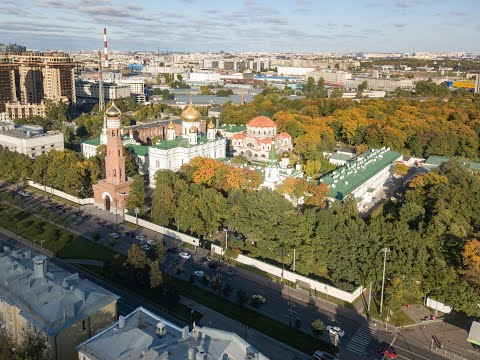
[321,148,402,201]
[0,247,119,336]
[208,107,224,113]
[77,307,268,360]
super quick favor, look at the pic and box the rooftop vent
[182,326,189,340]
[32,255,47,279]
[156,321,166,337]
[118,315,125,329]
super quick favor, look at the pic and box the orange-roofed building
[229,115,292,161]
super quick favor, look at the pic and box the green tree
[149,260,163,288]
[127,243,148,271]
[126,174,146,213]
[311,319,325,335]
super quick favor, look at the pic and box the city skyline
[1,0,479,53]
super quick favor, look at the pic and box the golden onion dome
[105,102,121,117]
[181,102,202,122]
[189,125,197,133]
[167,121,176,130]
[207,121,215,129]
[282,151,290,158]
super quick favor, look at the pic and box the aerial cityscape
[1,1,480,359]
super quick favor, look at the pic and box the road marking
[346,325,372,355]
[393,344,435,360]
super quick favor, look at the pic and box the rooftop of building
[153,134,221,151]
[329,152,354,161]
[208,107,224,113]
[424,155,480,171]
[77,307,267,360]
[321,148,402,201]
[218,124,247,133]
[0,247,119,336]
[0,126,61,139]
[123,117,182,131]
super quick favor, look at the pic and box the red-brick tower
[92,103,133,213]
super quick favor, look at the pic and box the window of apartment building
[82,320,86,330]
[41,146,45,149]
[51,144,54,147]
[32,153,36,157]
[31,147,35,150]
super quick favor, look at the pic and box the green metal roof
[82,138,101,146]
[425,155,480,171]
[219,124,246,133]
[126,144,149,157]
[321,148,402,201]
[330,153,354,161]
[153,135,214,150]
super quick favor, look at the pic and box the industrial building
[0,247,119,360]
[0,124,64,158]
[345,77,414,92]
[77,307,268,360]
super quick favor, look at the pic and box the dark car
[167,247,178,254]
[378,347,397,359]
[42,199,52,204]
[199,256,211,263]
[125,231,135,238]
[208,261,221,269]
[107,224,115,229]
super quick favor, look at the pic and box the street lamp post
[293,246,296,273]
[224,229,228,259]
[135,207,139,228]
[380,247,390,316]
[281,244,285,287]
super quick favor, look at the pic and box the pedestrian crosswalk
[345,325,372,355]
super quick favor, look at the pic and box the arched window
[113,169,116,177]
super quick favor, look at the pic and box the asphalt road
[2,185,458,360]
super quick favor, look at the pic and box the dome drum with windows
[105,102,121,129]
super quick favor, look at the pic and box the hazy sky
[1,0,479,53]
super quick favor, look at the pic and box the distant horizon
[1,0,479,53]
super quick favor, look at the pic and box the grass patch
[122,221,137,230]
[0,202,115,262]
[365,297,415,327]
[180,241,196,251]
[25,186,80,207]
[170,276,336,355]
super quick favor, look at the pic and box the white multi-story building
[186,71,223,86]
[277,66,315,77]
[117,79,144,94]
[0,124,64,158]
[75,80,131,101]
[307,70,352,85]
[345,77,414,92]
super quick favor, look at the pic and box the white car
[147,239,155,246]
[136,235,146,241]
[109,233,119,239]
[178,252,191,259]
[194,270,205,278]
[326,325,345,338]
[140,244,151,252]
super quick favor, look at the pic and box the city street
[2,184,478,360]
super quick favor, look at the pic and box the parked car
[147,239,155,246]
[109,233,119,239]
[136,234,146,241]
[194,270,205,278]
[326,325,345,338]
[167,247,178,254]
[208,261,221,269]
[378,347,397,359]
[125,231,135,238]
[251,295,266,304]
[312,350,339,360]
[140,244,151,252]
[223,268,234,276]
[178,252,191,259]
[107,224,115,229]
[199,256,210,263]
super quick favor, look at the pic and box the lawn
[364,296,415,327]
[0,202,115,262]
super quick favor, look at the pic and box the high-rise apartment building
[0,52,76,119]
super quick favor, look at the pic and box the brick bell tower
[92,102,133,213]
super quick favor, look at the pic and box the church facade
[229,116,292,161]
[148,102,226,187]
[92,103,133,213]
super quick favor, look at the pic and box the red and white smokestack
[103,27,109,68]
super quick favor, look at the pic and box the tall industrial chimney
[103,27,109,68]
